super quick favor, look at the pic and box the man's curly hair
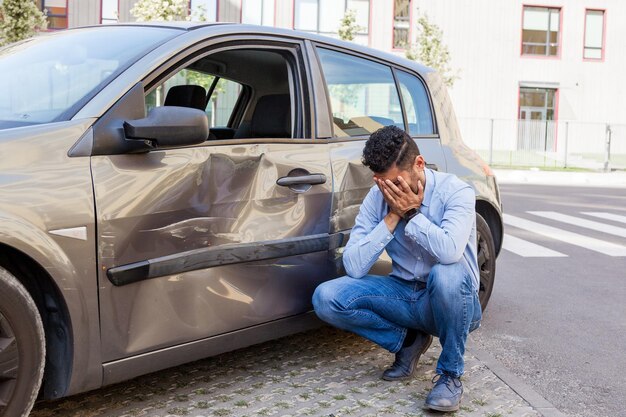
[362,125,421,173]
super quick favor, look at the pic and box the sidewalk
[31,326,566,417]
[493,168,626,188]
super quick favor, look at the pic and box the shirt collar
[421,168,435,207]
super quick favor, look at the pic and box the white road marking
[581,212,626,225]
[528,211,626,239]
[502,234,568,257]
[503,214,626,257]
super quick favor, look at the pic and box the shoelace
[432,374,462,392]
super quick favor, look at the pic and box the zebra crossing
[502,211,626,257]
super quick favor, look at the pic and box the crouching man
[313,125,482,412]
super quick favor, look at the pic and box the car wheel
[0,267,45,417]
[476,214,496,311]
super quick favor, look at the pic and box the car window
[0,26,177,128]
[146,69,242,128]
[396,70,434,135]
[145,48,298,140]
[316,47,404,137]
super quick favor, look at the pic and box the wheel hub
[0,313,18,409]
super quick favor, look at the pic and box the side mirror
[123,106,209,149]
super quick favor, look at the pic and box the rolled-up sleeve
[343,189,394,278]
[404,185,475,264]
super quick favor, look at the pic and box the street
[471,183,626,417]
[29,182,625,417]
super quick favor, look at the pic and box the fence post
[604,124,612,172]
[489,118,494,165]
[563,121,569,168]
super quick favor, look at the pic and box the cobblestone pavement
[31,327,540,417]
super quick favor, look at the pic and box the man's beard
[410,170,420,194]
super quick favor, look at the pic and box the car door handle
[276,174,327,187]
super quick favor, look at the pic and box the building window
[242,0,274,26]
[294,0,370,43]
[393,0,410,49]
[101,0,118,24]
[37,0,68,30]
[190,0,217,22]
[584,9,605,60]
[521,6,560,56]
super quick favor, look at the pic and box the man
[313,125,482,412]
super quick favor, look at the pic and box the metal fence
[458,118,626,171]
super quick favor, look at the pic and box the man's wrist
[403,207,419,221]
[384,211,401,232]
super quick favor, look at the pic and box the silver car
[0,23,502,416]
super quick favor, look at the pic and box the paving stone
[31,327,540,417]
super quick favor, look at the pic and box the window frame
[189,0,219,22]
[292,0,371,38]
[520,4,563,59]
[100,0,119,24]
[392,0,412,51]
[311,42,437,142]
[38,0,69,30]
[142,39,311,143]
[583,8,606,62]
[240,0,276,26]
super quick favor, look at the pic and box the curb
[493,168,626,188]
[468,344,569,417]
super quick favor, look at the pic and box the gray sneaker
[381,331,432,381]
[424,373,463,412]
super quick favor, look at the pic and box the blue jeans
[312,262,482,378]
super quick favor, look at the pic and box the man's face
[374,156,425,194]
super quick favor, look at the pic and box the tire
[476,214,496,311]
[0,267,45,417]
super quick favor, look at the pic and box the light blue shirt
[343,168,479,291]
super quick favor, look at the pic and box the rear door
[309,45,444,235]
[92,37,334,362]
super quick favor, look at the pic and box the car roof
[74,22,434,76]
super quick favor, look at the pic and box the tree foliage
[338,9,362,42]
[0,0,47,47]
[405,10,459,87]
[130,0,189,22]
[130,0,211,22]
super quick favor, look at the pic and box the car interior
[149,48,297,141]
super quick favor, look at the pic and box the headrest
[250,94,291,138]
[164,85,207,110]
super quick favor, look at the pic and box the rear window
[0,26,177,129]
[316,48,405,137]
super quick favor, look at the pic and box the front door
[92,42,334,362]
[518,87,557,151]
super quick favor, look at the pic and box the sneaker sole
[381,335,433,381]
[425,402,460,412]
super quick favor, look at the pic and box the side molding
[107,230,351,286]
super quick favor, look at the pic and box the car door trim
[107,230,351,286]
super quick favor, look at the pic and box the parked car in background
[0,23,502,417]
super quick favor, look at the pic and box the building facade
[23,0,626,168]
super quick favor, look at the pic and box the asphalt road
[470,183,626,417]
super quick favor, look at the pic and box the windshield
[0,26,178,129]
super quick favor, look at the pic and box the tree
[130,0,211,22]
[405,10,459,87]
[130,0,189,22]
[0,0,47,47]
[338,9,362,42]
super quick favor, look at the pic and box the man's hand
[376,176,424,218]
